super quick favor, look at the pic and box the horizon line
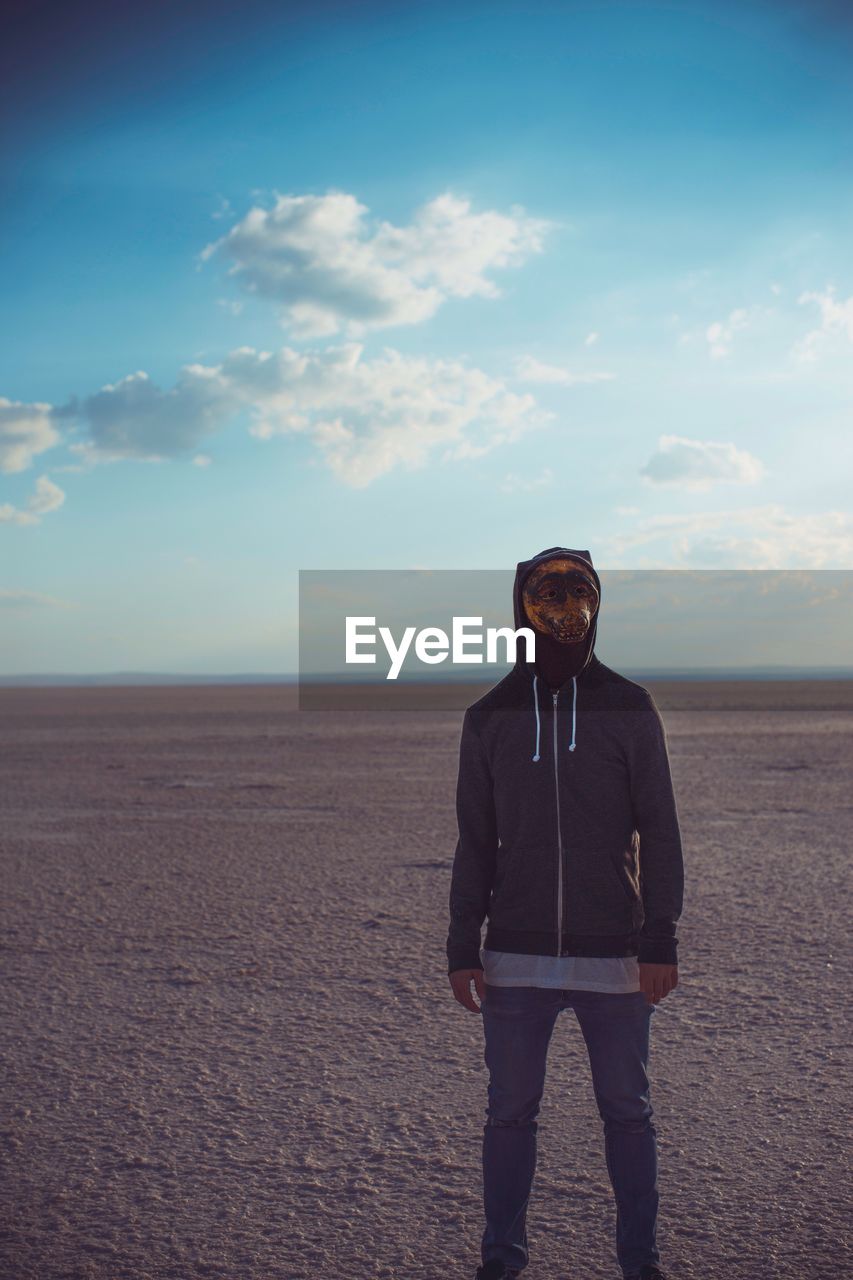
[2,664,853,688]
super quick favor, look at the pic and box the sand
[1,683,851,1280]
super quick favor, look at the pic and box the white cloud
[200,189,553,338]
[512,354,614,385]
[72,366,241,463]
[676,267,713,292]
[0,588,76,608]
[0,475,65,526]
[500,467,554,493]
[792,286,853,363]
[705,307,752,359]
[640,435,764,491]
[68,342,551,487]
[192,454,213,467]
[0,398,61,473]
[601,505,853,568]
[211,195,233,221]
[584,332,599,346]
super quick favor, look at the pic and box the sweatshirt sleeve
[446,709,499,974]
[628,692,685,967]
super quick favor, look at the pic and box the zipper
[552,691,562,956]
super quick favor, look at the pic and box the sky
[299,570,853,678]
[2,0,852,675]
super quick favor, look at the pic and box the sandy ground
[1,683,851,1280]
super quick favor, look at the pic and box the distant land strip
[2,676,853,713]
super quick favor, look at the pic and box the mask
[521,556,600,645]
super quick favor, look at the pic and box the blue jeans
[480,983,662,1278]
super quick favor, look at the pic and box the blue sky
[2,0,852,674]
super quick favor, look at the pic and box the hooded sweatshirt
[446,547,684,973]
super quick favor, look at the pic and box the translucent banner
[298,569,853,710]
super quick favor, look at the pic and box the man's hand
[639,962,678,1005]
[449,967,486,1013]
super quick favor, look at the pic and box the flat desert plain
[1,682,851,1280]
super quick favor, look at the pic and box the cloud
[0,397,61,473]
[676,267,713,292]
[500,467,554,493]
[200,189,553,338]
[0,588,76,609]
[640,435,764,491]
[601,505,853,568]
[0,475,65,526]
[705,307,752,359]
[68,342,551,487]
[512,355,614,385]
[74,367,241,463]
[210,194,233,222]
[792,286,853,363]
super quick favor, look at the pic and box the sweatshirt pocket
[490,845,555,932]
[492,846,519,900]
[608,850,639,903]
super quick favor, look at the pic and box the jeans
[480,983,661,1278]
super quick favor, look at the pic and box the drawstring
[532,673,578,759]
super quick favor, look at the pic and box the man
[447,547,684,1280]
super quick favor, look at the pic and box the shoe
[625,1266,669,1280]
[476,1261,520,1279]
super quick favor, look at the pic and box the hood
[512,545,602,677]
